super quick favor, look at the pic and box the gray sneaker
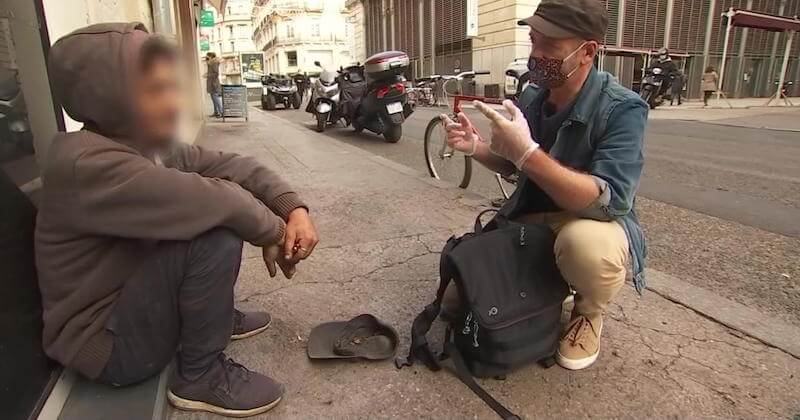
[232,309,271,340]
[167,355,284,417]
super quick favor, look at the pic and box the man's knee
[554,219,628,286]
[192,228,243,266]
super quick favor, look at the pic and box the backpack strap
[395,237,459,371]
[445,339,521,420]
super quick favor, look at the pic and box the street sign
[199,34,210,52]
[466,0,478,37]
[200,10,215,28]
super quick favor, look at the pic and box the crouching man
[443,0,647,370]
[36,23,318,416]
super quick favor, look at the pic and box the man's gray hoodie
[36,22,305,379]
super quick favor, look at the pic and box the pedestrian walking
[205,52,223,117]
[670,71,684,106]
[702,66,718,107]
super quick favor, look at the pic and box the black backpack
[396,210,569,419]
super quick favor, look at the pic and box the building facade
[208,0,259,84]
[360,0,800,98]
[253,0,353,75]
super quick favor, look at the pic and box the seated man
[443,0,647,370]
[36,23,318,416]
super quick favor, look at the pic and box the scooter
[0,68,33,161]
[307,61,341,133]
[347,51,414,143]
[639,67,670,109]
[261,74,301,110]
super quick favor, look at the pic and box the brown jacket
[206,57,221,94]
[36,23,305,378]
[701,71,718,92]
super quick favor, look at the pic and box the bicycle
[423,70,503,189]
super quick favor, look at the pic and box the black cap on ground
[518,0,609,41]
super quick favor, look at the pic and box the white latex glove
[441,113,480,156]
[473,100,540,169]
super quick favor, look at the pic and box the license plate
[386,102,403,114]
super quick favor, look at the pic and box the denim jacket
[501,68,648,292]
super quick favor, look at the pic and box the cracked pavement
[169,109,800,419]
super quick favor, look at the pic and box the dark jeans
[99,228,243,386]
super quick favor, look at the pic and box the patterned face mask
[527,42,587,89]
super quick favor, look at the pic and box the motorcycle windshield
[319,70,337,86]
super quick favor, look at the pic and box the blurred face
[133,57,181,149]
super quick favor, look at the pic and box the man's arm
[165,144,306,219]
[521,99,647,219]
[74,145,285,246]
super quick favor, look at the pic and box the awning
[727,9,800,32]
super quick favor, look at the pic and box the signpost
[199,10,215,28]
[221,84,249,121]
[466,0,478,37]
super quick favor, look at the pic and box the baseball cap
[518,0,609,41]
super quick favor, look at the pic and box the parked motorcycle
[307,61,341,132]
[345,51,414,143]
[0,68,33,161]
[261,74,301,110]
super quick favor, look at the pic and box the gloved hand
[441,113,480,156]
[473,100,540,169]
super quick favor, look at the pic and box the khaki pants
[442,212,629,320]
[517,212,629,318]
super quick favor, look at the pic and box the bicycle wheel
[423,116,472,189]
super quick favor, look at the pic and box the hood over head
[49,22,152,139]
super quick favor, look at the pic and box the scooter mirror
[314,61,322,67]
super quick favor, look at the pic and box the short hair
[139,36,179,71]
[206,52,216,58]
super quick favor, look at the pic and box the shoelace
[566,317,594,346]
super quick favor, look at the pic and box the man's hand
[441,113,481,156]
[473,100,539,169]
[263,239,297,279]
[283,208,319,263]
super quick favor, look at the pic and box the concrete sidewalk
[169,110,800,419]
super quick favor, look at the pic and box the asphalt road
[258,102,800,326]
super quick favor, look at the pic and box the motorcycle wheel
[315,112,327,133]
[292,93,301,109]
[265,94,276,111]
[384,124,402,143]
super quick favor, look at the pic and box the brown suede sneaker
[556,314,603,370]
[168,354,284,417]
[232,309,271,340]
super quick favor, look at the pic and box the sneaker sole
[231,318,272,341]
[556,348,599,370]
[167,390,281,417]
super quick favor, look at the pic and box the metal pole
[701,0,717,79]
[733,0,753,98]
[768,30,794,106]
[429,0,435,74]
[717,9,733,100]
[381,0,388,50]
[664,0,675,48]
[389,0,395,49]
[766,0,786,95]
[418,0,424,77]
